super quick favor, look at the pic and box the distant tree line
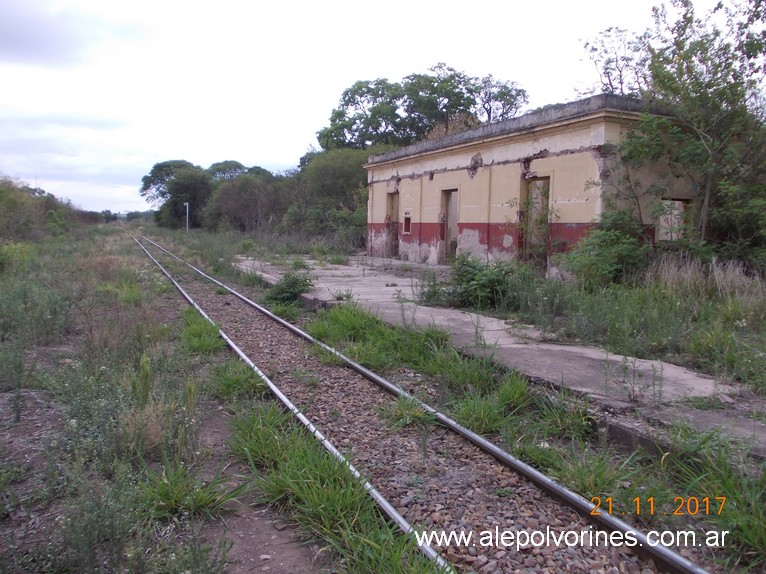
[139,149,380,250]
[0,175,115,240]
[139,64,528,247]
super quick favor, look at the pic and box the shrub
[449,255,536,311]
[263,270,314,304]
[238,238,255,253]
[564,210,650,290]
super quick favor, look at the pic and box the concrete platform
[236,255,766,460]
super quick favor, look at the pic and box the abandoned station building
[365,94,690,266]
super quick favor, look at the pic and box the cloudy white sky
[0,0,714,212]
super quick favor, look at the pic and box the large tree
[154,166,213,228]
[204,171,281,232]
[400,63,478,140]
[317,79,408,150]
[474,74,529,123]
[588,0,766,261]
[583,27,649,97]
[207,160,247,182]
[278,147,384,237]
[139,160,196,206]
[317,64,527,150]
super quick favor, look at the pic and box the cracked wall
[366,95,692,263]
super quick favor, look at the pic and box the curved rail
[136,235,709,574]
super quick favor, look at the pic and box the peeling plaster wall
[456,227,484,260]
[366,95,690,262]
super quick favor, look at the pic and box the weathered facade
[365,94,691,265]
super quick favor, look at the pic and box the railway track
[133,235,710,574]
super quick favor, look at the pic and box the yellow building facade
[364,94,691,265]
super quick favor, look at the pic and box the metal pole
[183,202,189,230]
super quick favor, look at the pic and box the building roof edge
[366,94,656,166]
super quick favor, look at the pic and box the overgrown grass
[238,269,269,288]
[268,301,304,322]
[553,448,643,497]
[232,404,438,573]
[230,403,299,468]
[181,307,226,354]
[660,431,766,571]
[436,253,766,393]
[209,359,268,401]
[451,394,505,435]
[304,301,764,568]
[0,227,235,573]
[0,243,77,345]
[141,461,247,521]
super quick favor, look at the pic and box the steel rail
[137,235,709,574]
[132,236,452,572]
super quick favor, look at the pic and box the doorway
[386,192,399,258]
[519,177,550,264]
[441,189,458,263]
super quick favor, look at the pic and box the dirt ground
[195,400,330,573]
[0,389,65,558]
[0,389,331,573]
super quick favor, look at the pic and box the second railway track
[134,235,710,574]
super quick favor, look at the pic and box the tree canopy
[139,160,196,206]
[155,166,213,228]
[317,64,528,150]
[586,0,766,264]
[208,160,247,182]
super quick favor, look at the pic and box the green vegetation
[138,150,372,254]
[0,175,111,242]
[231,404,437,573]
[141,462,246,521]
[267,301,304,322]
[563,210,650,291]
[306,303,451,376]
[0,226,240,572]
[304,302,765,570]
[181,307,226,354]
[209,359,268,401]
[262,269,315,304]
[317,64,527,149]
[379,396,439,430]
[451,394,505,435]
[585,0,766,267]
[134,63,527,255]
[660,430,766,570]
[437,253,766,393]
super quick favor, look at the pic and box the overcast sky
[0,0,716,212]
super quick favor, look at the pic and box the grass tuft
[141,461,246,521]
[232,406,437,573]
[209,360,268,401]
[379,396,439,430]
[181,307,226,354]
[452,394,505,435]
[230,404,299,469]
[553,448,642,498]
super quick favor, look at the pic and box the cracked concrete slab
[235,255,766,459]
